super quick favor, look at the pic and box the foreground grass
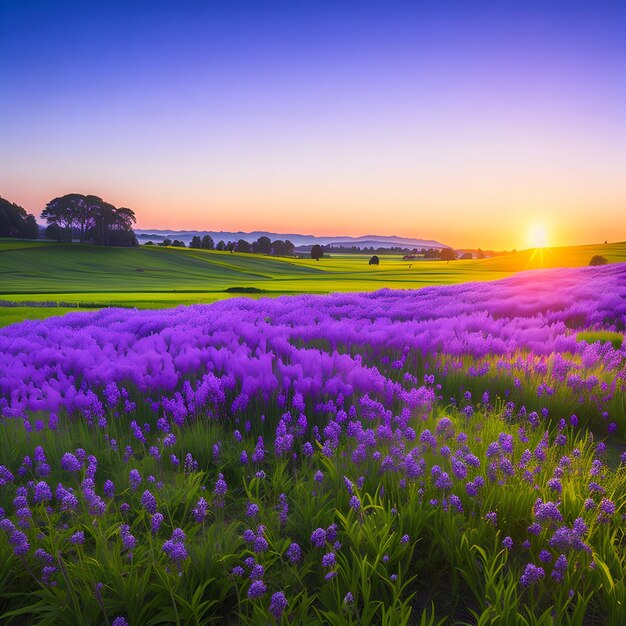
[1,239,625,325]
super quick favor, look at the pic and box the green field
[1,239,625,325]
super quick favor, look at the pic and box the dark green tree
[440,248,457,263]
[237,239,252,253]
[311,244,323,260]
[201,235,214,250]
[41,194,82,242]
[0,197,39,239]
[253,236,272,254]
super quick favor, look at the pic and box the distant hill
[135,229,451,250]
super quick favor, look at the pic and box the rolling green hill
[1,239,625,325]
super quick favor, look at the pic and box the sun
[528,222,549,249]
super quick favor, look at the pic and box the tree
[159,238,173,247]
[272,240,287,256]
[460,252,473,260]
[41,194,82,242]
[144,241,155,246]
[0,197,39,239]
[253,236,271,255]
[171,240,186,248]
[589,255,608,266]
[440,248,457,263]
[369,255,380,265]
[477,248,485,259]
[216,240,225,251]
[237,239,252,253]
[41,193,137,246]
[284,240,295,256]
[201,235,214,250]
[190,236,202,249]
[45,224,61,240]
[311,244,323,261]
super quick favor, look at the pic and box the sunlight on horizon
[528,222,549,249]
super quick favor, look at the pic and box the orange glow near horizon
[3,179,624,252]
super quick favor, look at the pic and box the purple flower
[112,618,129,626]
[60,453,82,472]
[162,529,188,567]
[539,550,552,563]
[551,554,568,582]
[502,536,513,550]
[597,498,616,523]
[214,473,227,506]
[277,493,288,526]
[269,591,288,620]
[533,499,563,525]
[285,542,302,563]
[322,552,336,567]
[247,580,266,598]
[520,563,545,587]
[151,512,164,534]
[192,497,209,523]
[33,481,52,503]
[9,529,29,556]
[485,511,497,526]
[0,465,14,485]
[104,480,115,498]
[253,532,269,553]
[70,531,85,545]
[311,528,326,548]
[141,490,157,514]
[120,525,136,553]
[129,469,142,491]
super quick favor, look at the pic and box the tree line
[42,194,137,246]
[145,235,296,256]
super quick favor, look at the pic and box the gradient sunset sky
[1,0,624,249]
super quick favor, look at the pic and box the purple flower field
[0,264,625,624]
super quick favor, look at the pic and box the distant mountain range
[135,229,451,250]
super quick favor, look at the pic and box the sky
[1,0,625,249]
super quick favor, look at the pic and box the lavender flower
[269,591,288,620]
[520,563,545,587]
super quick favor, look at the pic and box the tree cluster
[42,194,137,246]
[189,235,215,250]
[312,244,424,255]
[0,197,39,239]
[167,235,296,256]
[589,255,608,266]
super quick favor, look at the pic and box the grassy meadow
[1,239,625,326]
